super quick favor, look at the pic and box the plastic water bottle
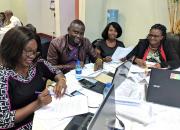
[103,83,112,98]
[75,60,82,80]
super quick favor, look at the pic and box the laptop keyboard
[64,112,94,130]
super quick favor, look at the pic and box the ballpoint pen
[35,91,55,96]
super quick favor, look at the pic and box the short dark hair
[0,12,5,22]
[25,24,37,33]
[68,19,85,31]
[102,22,122,40]
[0,26,37,69]
[150,24,167,39]
[25,24,42,56]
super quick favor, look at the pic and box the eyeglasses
[148,34,162,38]
[23,49,40,57]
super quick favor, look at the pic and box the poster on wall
[107,9,119,23]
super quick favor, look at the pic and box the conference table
[32,62,180,130]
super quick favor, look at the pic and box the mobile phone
[71,90,84,96]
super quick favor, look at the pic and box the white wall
[0,0,170,44]
[85,0,106,42]
[59,0,75,35]
[84,0,170,47]
[0,0,10,12]
[25,0,55,35]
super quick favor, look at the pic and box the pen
[64,93,72,97]
[35,91,55,95]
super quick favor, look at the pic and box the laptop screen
[112,60,132,88]
[87,60,132,130]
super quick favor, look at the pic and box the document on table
[94,72,113,83]
[35,95,89,120]
[112,46,133,61]
[55,95,89,119]
[79,88,103,108]
[116,102,153,125]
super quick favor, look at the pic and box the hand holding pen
[36,88,52,107]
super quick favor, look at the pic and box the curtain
[167,0,180,34]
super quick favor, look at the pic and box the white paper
[79,88,103,108]
[115,78,142,99]
[35,95,89,121]
[129,64,150,73]
[116,102,153,125]
[112,46,133,61]
[55,95,89,119]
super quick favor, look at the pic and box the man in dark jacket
[47,19,102,73]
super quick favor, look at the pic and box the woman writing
[126,24,180,69]
[0,26,67,129]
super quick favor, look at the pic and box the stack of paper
[112,46,133,61]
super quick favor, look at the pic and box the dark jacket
[126,39,180,69]
[47,35,98,73]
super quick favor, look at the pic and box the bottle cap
[105,83,112,88]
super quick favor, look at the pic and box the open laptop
[87,85,116,130]
[65,61,132,130]
[146,68,180,108]
[64,85,116,130]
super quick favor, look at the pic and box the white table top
[32,62,180,130]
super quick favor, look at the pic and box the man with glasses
[47,19,103,73]
[125,24,180,69]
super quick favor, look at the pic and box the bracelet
[60,77,66,82]
[96,58,103,63]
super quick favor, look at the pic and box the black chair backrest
[166,33,180,59]
[38,33,53,59]
[91,38,102,48]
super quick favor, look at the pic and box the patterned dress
[0,59,62,130]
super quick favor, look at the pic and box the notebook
[146,68,180,108]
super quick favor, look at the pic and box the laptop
[65,85,116,130]
[65,61,132,130]
[87,61,132,130]
[87,85,116,130]
[147,68,180,108]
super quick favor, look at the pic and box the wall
[84,0,170,47]
[0,0,10,12]
[25,0,41,32]
[85,0,106,42]
[59,0,75,35]
[25,0,55,35]
[10,0,27,25]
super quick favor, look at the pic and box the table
[32,62,122,130]
[32,62,180,130]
